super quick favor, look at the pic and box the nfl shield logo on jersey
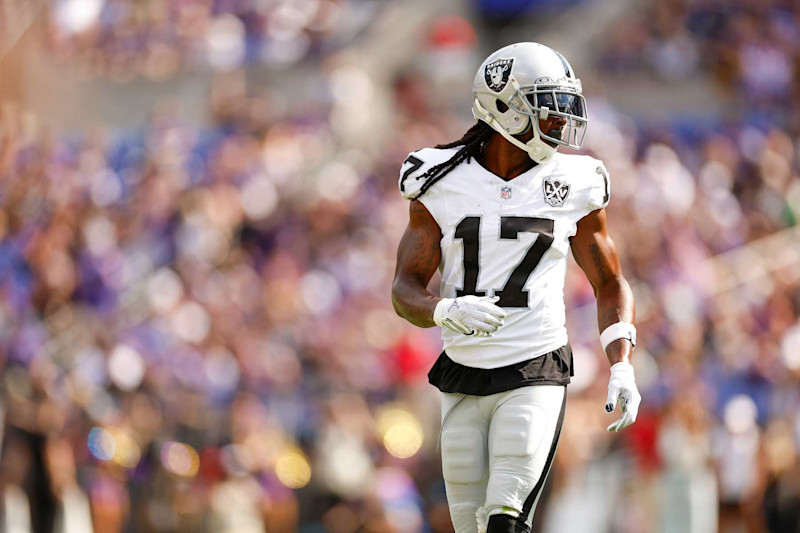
[543,177,570,207]
[500,186,512,199]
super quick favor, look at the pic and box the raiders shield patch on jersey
[543,177,570,207]
[485,58,513,92]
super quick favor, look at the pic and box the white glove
[433,295,507,337]
[605,361,641,432]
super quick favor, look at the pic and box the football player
[392,43,640,533]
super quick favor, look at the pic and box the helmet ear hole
[495,99,509,113]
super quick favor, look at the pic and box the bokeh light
[112,431,142,469]
[240,175,278,220]
[147,268,184,314]
[87,427,116,461]
[724,395,759,434]
[87,427,141,469]
[275,447,312,489]
[54,0,104,35]
[108,345,146,392]
[206,15,246,71]
[384,424,424,459]
[161,442,201,477]
[83,215,117,256]
[780,323,800,370]
[170,301,211,344]
[377,406,424,459]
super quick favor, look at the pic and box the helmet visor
[509,86,588,149]
[530,92,585,119]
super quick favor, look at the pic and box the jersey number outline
[399,154,424,193]
[454,216,555,308]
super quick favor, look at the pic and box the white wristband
[600,322,637,353]
[433,298,453,327]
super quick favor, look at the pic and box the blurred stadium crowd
[600,0,800,124]
[44,0,378,79]
[1,0,800,532]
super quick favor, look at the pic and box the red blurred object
[627,410,661,473]
[198,447,226,484]
[427,16,477,50]
[393,331,438,383]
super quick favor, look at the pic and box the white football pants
[439,385,566,533]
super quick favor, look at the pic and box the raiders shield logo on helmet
[543,177,570,207]
[484,58,514,92]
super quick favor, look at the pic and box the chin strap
[472,98,556,164]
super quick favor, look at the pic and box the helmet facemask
[508,83,588,150]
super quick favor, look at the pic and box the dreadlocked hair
[414,120,495,198]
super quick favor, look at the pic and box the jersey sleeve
[586,159,611,211]
[399,148,452,200]
[398,151,428,200]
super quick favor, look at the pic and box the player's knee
[491,404,546,457]
[441,427,485,484]
[486,513,531,533]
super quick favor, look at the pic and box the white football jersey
[399,147,610,369]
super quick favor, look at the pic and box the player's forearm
[391,278,439,328]
[595,275,635,366]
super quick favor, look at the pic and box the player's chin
[543,130,563,148]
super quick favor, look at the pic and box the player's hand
[605,361,641,432]
[433,295,507,337]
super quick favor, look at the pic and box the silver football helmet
[472,42,587,163]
